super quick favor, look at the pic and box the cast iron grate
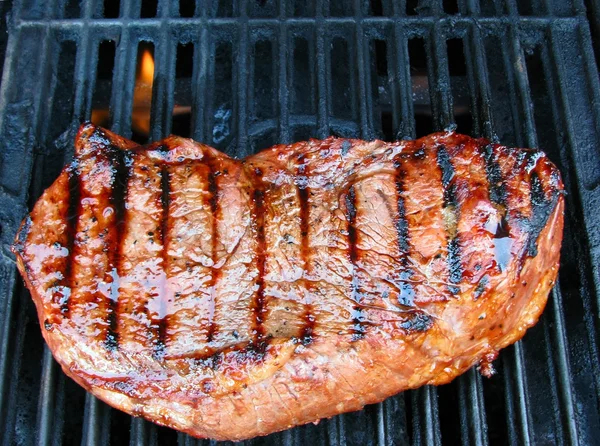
[0,0,599,444]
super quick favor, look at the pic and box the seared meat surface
[13,123,564,440]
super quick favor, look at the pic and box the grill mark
[297,155,315,344]
[205,157,221,344]
[154,158,171,358]
[526,169,559,257]
[481,143,514,272]
[251,169,268,349]
[437,145,462,295]
[393,162,415,307]
[482,144,508,208]
[345,185,364,340]
[104,149,131,351]
[62,164,81,317]
[351,306,367,341]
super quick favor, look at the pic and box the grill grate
[0,0,599,444]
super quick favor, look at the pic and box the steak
[12,123,564,441]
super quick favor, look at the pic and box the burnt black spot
[400,312,433,333]
[474,275,489,300]
[414,147,426,160]
[44,320,52,330]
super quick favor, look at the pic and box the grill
[0,0,599,444]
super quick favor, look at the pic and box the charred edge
[105,150,131,351]
[252,171,268,347]
[526,171,559,257]
[395,167,415,307]
[400,312,433,333]
[437,145,462,295]
[13,216,32,256]
[63,164,80,317]
[206,159,220,343]
[297,155,314,344]
[154,162,171,358]
[482,144,508,207]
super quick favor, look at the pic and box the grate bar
[428,18,490,446]
[549,19,600,319]
[392,22,415,139]
[0,28,31,442]
[549,285,580,445]
[354,0,372,140]
[429,21,454,131]
[191,4,209,142]
[35,348,59,446]
[548,24,600,351]
[150,0,177,140]
[315,0,328,138]
[502,23,539,446]
[235,0,249,158]
[10,16,587,33]
[277,0,290,143]
[0,1,64,443]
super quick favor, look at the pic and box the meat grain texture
[13,123,564,440]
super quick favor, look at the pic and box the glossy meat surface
[13,123,564,440]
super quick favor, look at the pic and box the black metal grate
[0,0,599,444]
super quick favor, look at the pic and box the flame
[139,49,155,85]
[132,48,154,136]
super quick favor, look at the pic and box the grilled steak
[13,123,564,441]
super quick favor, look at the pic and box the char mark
[62,163,81,317]
[481,144,515,273]
[526,170,559,257]
[206,159,221,344]
[105,151,131,351]
[394,166,415,307]
[436,145,462,295]
[251,171,268,347]
[345,185,366,340]
[482,144,508,207]
[346,186,358,266]
[153,162,171,358]
[297,155,315,344]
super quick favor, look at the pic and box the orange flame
[132,48,154,136]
